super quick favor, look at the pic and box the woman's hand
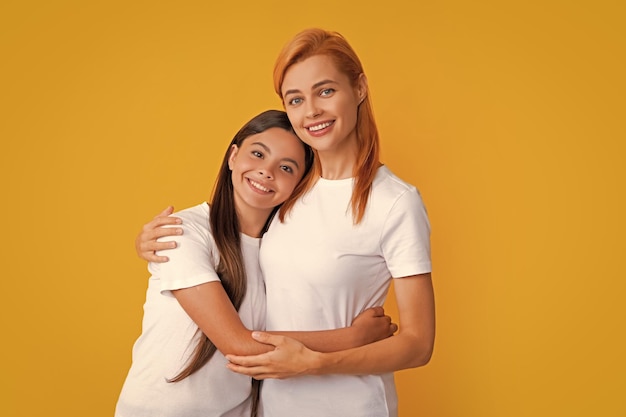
[135,206,183,262]
[225,307,397,380]
[350,306,397,345]
[226,332,322,379]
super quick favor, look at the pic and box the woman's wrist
[308,350,328,376]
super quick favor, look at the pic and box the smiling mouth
[247,178,272,193]
[306,121,334,132]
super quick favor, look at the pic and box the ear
[356,73,368,104]
[228,144,239,170]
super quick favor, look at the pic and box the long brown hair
[274,28,381,224]
[169,110,313,416]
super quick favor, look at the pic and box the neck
[235,206,272,238]
[317,136,358,180]
[318,152,355,179]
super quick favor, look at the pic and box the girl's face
[281,54,366,156]
[228,127,306,216]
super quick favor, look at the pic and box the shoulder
[373,166,423,203]
[172,202,209,223]
[157,202,213,244]
[171,202,211,233]
[153,202,218,265]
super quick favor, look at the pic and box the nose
[306,99,321,118]
[257,165,274,180]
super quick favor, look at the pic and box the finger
[152,215,183,227]
[137,237,176,253]
[141,252,171,263]
[155,206,175,218]
[142,216,182,232]
[227,363,284,380]
[226,362,257,376]
[226,353,270,367]
[136,228,182,252]
[143,241,178,252]
[390,323,398,334]
[251,331,284,347]
[253,373,282,380]
[146,226,183,240]
[366,306,385,317]
[227,363,274,379]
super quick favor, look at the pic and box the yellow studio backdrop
[1,1,624,416]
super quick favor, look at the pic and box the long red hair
[275,28,381,224]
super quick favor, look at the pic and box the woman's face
[228,127,306,216]
[281,54,366,155]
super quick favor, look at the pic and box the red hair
[275,28,381,224]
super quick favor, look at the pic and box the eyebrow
[283,79,338,97]
[251,141,301,170]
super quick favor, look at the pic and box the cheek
[297,136,315,149]
[230,161,247,179]
[340,99,359,128]
[282,176,301,194]
[342,96,359,115]
[286,107,304,126]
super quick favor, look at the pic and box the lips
[305,120,334,135]
[247,178,273,194]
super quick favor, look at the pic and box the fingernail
[251,331,260,338]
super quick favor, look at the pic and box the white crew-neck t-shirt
[115,203,266,417]
[259,166,431,417]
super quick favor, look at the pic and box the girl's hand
[226,332,322,379]
[351,306,398,345]
[135,206,183,262]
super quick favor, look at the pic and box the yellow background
[1,1,624,416]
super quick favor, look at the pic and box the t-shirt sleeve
[148,213,220,296]
[381,187,432,278]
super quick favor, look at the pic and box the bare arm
[315,273,435,373]
[174,281,396,357]
[138,208,396,355]
[226,273,435,378]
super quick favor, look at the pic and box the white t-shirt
[259,166,431,417]
[115,203,266,417]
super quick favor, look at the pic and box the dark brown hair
[169,110,313,416]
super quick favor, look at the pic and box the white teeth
[308,121,332,132]
[249,179,270,192]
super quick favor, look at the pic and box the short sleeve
[381,187,432,278]
[148,206,220,295]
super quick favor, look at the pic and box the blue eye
[320,88,335,97]
[288,97,303,106]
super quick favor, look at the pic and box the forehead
[244,128,304,159]
[281,55,349,94]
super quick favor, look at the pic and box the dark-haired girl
[115,110,396,417]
